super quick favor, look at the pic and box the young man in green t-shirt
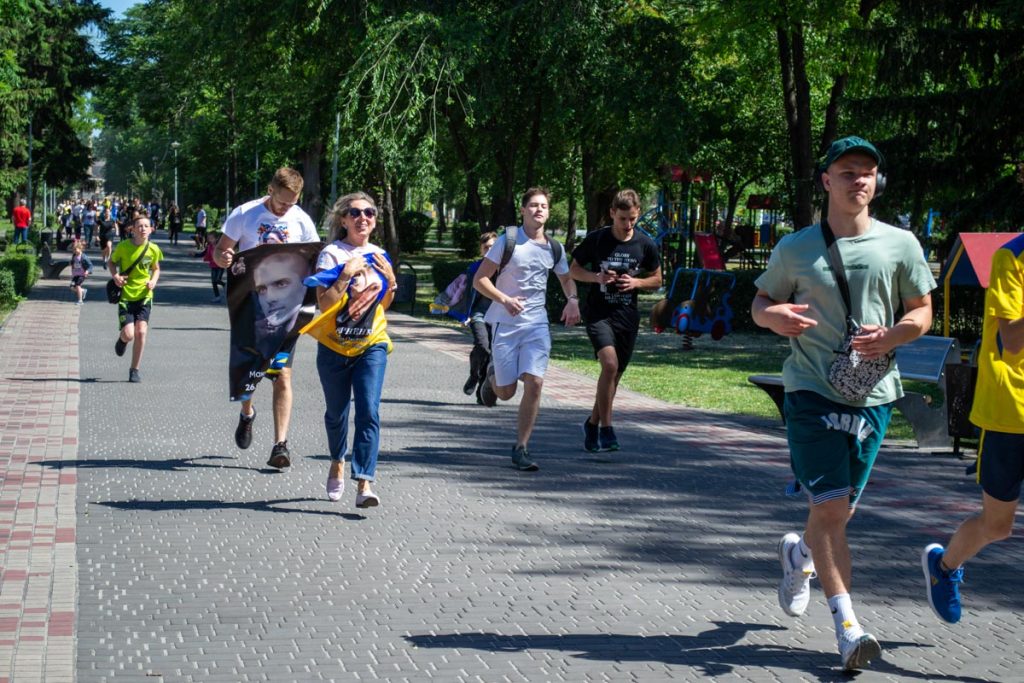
[109,214,163,383]
[752,136,935,671]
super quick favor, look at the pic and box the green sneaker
[511,445,539,472]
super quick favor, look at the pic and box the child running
[69,240,94,305]
[198,231,226,303]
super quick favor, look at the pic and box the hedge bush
[0,253,39,296]
[397,210,432,254]
[0,269,19,308]
[453,221,484,258]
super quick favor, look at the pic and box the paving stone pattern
[5,244,1022,682]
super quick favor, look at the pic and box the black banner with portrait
[227,242,324,401]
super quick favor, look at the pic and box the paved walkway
[0,242,1022,682]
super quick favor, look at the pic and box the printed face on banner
[227,242,324,402]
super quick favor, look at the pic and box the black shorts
[978,430,1024,502]
[195,226,207,239]
[117,299,152,329]
[586,311,640,372]
[70,275,86,287]
[99,232,113,249]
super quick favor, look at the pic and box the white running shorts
[490,322,551,386]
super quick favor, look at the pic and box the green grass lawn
[396,253,932,441]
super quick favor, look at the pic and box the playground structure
[634,169,781,277]
[651,233,737,351]
[939,232,1019,337]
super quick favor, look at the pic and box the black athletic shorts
[70,275,86,287]
[586,310,640,373]
[978,430,1024,502]
[117,299,152,329]
[99,231,114,249]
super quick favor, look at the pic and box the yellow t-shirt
[110,240,163,303]
[969,235,1024,433]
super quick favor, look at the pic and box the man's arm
[568,259,614,287]
[614,266,662,292]
[213,234,238,268]
[751,289,818,337]
[556,270,581,327]
[997,317,1024,355]
[473,258,524,317]
[850,293,933,359]
[108,250,125,286]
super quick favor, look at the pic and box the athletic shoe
[128,368,141,383]
[511,445,539,472]
[777,532,815,617]
[922,543,963,624]
[479,364,498,407]
[356,487,380,508]
[582,418,600,452]
[462,374,477,396]
[211,295,221,303]
[326,476,344,502]
[234,409,255,450]
[839,630,882,671]
[114,337,127,357]
[599,425,620,451]
[267,441,291,469]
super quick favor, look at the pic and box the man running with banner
[214,167,322,470]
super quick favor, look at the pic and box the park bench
[393,261,418,315]
[0,229,8,251]
[749,335,962,449]
[38,241,71,279]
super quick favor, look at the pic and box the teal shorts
[784,390,893,507]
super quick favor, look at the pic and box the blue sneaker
[922,543,962,623]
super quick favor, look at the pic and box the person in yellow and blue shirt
[302,192,395,510]
[923,232,1024,625]
[109,214,163,383]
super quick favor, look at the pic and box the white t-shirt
[222,197,319,252]
[483,228,569,327]
[317,240,388,291]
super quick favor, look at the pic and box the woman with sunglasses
[311,192,396,507]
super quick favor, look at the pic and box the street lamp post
[171,141,181,207]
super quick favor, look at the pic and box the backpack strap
[497,225,564,275]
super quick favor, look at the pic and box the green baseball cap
[823,136,884,168]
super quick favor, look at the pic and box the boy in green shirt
[109,215,163,383]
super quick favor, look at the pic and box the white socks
[790,535,815,570]
[828,593,862,639]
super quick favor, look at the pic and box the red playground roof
[941,232,1020,288]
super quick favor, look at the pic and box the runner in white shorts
[473,187,581,471]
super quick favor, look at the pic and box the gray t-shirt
[483,228,569,327]
[755,219,937,406]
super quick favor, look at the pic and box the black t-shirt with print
[571,226,660,322]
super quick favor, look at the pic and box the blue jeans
[316,343,388,481]
[13,227,28,244]
[84,223,94,244]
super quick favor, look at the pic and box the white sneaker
[777,532,815,616]
[355,487,380,509]
[839,630,882,671]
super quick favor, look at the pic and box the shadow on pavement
[93,497,365,521]
[405,623,987,682]
[33,454,275,474]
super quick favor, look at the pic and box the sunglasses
[345,207,377,219]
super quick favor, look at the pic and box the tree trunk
[381,172,400,263]
[445,111,486,229]
[489,146,516,229]
[777,23,815,230]
[524,92,543,189]
[299,141,323,224]
[565,159,579,251]
[582,147,617,232]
